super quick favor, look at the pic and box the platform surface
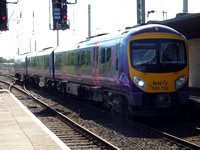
[0,89,70,150]
[189,87,200,104]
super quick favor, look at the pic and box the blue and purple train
[14,24,189,116]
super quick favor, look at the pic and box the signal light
[61,4,67,20]
[63,15,67,19]
[0,0,8,31]
[51,0,69,30]
[2,16,6,20]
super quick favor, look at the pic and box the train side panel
[22,24,189,116]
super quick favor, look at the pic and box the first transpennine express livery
[14,24,189,116]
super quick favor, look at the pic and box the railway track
[1,76,200,149]
[0,80,119,150]
[135,118,200,150]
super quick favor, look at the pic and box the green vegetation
[0,57,14,63]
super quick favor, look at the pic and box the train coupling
[155,94,171,108]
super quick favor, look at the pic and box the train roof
[125,24,181,36]
[14,52,30,61]
[27,47,55,58]
[77,24,183,49]
[54,44,78,53]
[26,24,184,57]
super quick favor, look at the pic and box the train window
[81,51,86,67]
[27,58,31,68]
[86,51,91,67]
[63,52,66,67]
[71,53,75,68]
[75,53,77,67]
[60,54,62,67]
[130,39,186,73]
[55,54,62,68]
[31,58,34,67]
[44,56,49,70]
[38,57,40,68]
[55,55,58,67]
[130,42,157,66]
[35,58,37,67]
[67,53,71,67]
[101,48,105,68]
[160,41,185,64]
[35,57,40,69]
[106,48,111,69]
[75,52,80,67]
[33,58,35,67]
[78,52,80,67]
[55,55,57,67]
[33,58,36,67]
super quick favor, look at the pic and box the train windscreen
[130,39,187,73]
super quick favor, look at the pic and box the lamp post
[162,11,167,20]
[147,10,155,18]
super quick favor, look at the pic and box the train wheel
[103,99,110,110]
[61,84,66,97]
[29,77,35,87]
[111,96,129,118]
[48,81,56,94]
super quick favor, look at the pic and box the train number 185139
[152,86,169,91]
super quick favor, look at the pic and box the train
[14,24,189,116]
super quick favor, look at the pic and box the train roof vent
[38,47,54,52]
[78,39,90,44]
[78,33,109,45]
[19,52,30,56]
[86,33,109,40]
[125,23,147,30]
[121,30,129,35]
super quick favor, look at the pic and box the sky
[0,0,200,59]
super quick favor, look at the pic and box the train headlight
[175,75,186,89]
[133,76,146,90]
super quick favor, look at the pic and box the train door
[50,51,54,79]
[25,56,28,75]
[92,46,99,85]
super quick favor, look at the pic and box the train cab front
[127,27,189,116]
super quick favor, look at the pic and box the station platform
[189,87,200,104]
[0,89,70,150]
[190,87,200,97]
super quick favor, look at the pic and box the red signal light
[2,16,6,20]
[63,15,67,19]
